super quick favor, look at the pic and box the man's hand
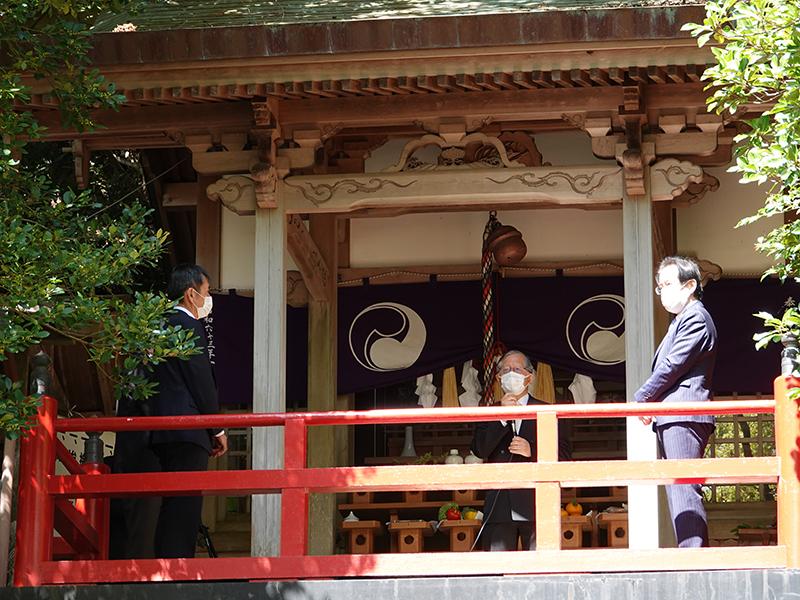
[499,393,521,407]
[508,435,531,458]
[211,432,228,458]
[639,416,653,426]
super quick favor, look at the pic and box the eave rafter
[19,63,713,113]
[33,81,716,147]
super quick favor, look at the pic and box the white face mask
[192,289,213,319]
[659,281,691,315]
[500,371,528,395]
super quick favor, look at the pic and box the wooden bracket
[287,270,309,307]
[617,116,653,198]
[670,172,720,208]
[286,215,331,302]
[206,175,257,215]
[696,258,723,287]
[70,140,90,189]
[249,100,283,208]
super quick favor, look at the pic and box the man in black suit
[634,256,717,547]
[148,264,227,558]
[471,350,571,551]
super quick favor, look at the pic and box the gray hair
[498,350,534,373]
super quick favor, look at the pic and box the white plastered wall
[220,209,300,290]
[676,168,776,276]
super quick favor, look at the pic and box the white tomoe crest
[565,294,626,366]
[348,302,427,372]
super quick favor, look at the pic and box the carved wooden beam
[670,172,720,208]
[649,159,705,201]
[206,175,257,215]
[281,165,625,214]
[696,259,723,287]
[286,215,331,302]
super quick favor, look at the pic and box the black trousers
[656,422,715,548]
[152,442,209,558]
[482,522,535,551]
[109,432,161,559]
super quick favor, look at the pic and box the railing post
[281,418,309,556]
[775,333,800,567]
[535,412,561,551]
[74,432,110,559]
[13,395,56,587]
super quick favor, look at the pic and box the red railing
[12,376,800,587]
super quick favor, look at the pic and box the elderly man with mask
[634,256,717,548]
[471,350,571,551]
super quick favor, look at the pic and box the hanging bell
[485,224,527,266]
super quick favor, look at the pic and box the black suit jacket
[147,309,220,453]
[471,396,571,523]
[634,300,717,426]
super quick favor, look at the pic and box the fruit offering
[438,501,460,521]
[565,501,583,516]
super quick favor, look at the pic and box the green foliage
[0,0,198,437]
[752,306,800,350]
[684,0,800,282]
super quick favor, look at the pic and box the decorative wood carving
[285,177,417,206]
[494,132,543,167]
[618,116,652,197]
[206,175,257,215]
[250,162,279,208]
[696,259,723,287]
[281,165,625,214]
[250,100,284,208]
[287,270,309,308]
[286,215,331,302]
[486,169,621,197]
[670,172,720,208]
[384,132,524,172]
[650,159,705,201]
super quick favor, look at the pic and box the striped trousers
[655,422,715,548]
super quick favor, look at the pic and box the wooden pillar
[195,175,221,287]
[652,200,679,548]
[622,164,660,550]
[251,202,286,557]
[307,214,338,555]
[651,202,675,346]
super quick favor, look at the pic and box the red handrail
[12,385,794,587]
[54,400,777,432]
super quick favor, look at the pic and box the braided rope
[481,212,503,406]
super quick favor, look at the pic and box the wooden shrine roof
[25,3,716,145]
[94,0,703,32]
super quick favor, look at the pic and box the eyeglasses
[654,280,685,296]
[498,366,530,375]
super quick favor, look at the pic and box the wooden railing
[12,376,800,587]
